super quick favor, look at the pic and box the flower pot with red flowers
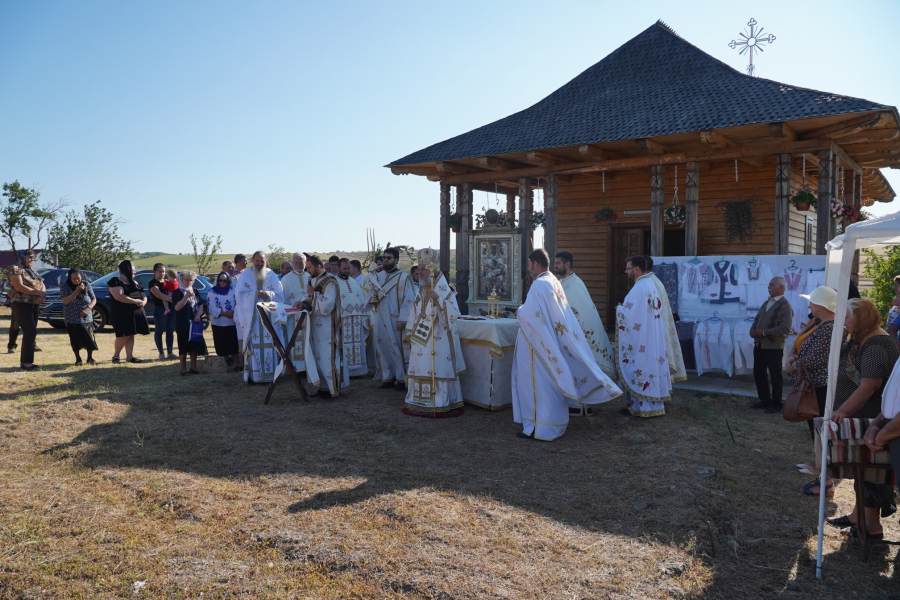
[593,207,618,224]
[448,212,462,232]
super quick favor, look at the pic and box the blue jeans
[153,305,175,354]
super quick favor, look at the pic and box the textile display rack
[816,212,900,577]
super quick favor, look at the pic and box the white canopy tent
[817,210,900,577]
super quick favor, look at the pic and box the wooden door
[609,227,645,326]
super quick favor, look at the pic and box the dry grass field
[1,307,898,599]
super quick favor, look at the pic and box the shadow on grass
[25,343,900,599]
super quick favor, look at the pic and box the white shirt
[765,295,784,311]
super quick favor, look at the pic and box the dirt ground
[0,308,897,599]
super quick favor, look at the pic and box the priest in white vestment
[512,249,622,441]
[646,256,687,383]
[370,248,415,389]
[616,255,675,417]
[358,265,379,375]
[403,249,465,416]
[301,256,348,397]
[337,258,371,377]
[279,252,310,372]
[234,251,284,382]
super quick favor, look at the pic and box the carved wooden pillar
[851,170,861,283]
[816,149,834,255]
[455,184,473,314]
[439,183,451,277]
[506,193,516,224]
[774,154,791,255]
[544,175,558,261]
[685,162,699,257]
[650,165,665,256]
[518,177,534,298]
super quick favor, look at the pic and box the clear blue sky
[1,0,898,254]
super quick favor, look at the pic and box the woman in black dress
[172,270,208,375]
[108,259,149,363]
[826,298,900,540]
[59,268,99,365]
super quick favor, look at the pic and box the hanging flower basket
[664,204,686,227]
[830,199,860,225]
[715,195,764,245]
[528,211,545,231]
[593,207,618,224]
[790,184,818,212]
[448,212,462,232]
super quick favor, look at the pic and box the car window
[193,279,206,291]
[83,272,100,283]
[135,273,154,287]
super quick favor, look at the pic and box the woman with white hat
[787,285,837,497]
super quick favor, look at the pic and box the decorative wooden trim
[439,183,451,276]
[518,178,534,300]
[544,175,558,261]
[816,149,834,255]
[685,161,699,257]
[649,165,665,256]
[455,184,473,313]
[774,154,791,255]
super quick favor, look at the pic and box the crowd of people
[6,245,900,541]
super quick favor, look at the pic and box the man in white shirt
[349,260,364,284]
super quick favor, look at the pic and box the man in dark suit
[749,277,793,414]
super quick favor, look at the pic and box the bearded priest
[337,257,370,377]
[616,255,674,418]
[234,250,284,382]
[370,247,415,390]
[512,249,622,441]
[403,248,465,417]
[301,256,348,397]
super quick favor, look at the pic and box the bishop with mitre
[403,248,465,417]
[512,249,622,441]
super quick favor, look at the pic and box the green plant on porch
[830,198,861,224]
[861,245,900,322]
[448,212,462,232]
[664,203,685,227]
[715,195,764,245]
[593,207,618,224]
[790,183,818,211]
[528,211,545,231]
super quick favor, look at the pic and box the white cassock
[371,268,414,383]
[309,272,349,396]
[615,273,674,417]
[336,275,370,377]
[404,273,466,413]
[358,272,378,374]
[280,269,310,371]
[512,271,622,440]
[234,268,284,382]
[649,272,687,383]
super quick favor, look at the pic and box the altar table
[455,317,519,410]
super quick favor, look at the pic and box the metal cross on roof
[728,18,775,77]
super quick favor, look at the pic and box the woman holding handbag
[172,270,208,375]
[786,286,838,497]
[824,297,899,540]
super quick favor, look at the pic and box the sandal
[127,357,143,364]
[111,356,121,364]
[800,478,834,497]
[842,525,884,541]
[827,515,854,528]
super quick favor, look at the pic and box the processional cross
[728,18,776,77]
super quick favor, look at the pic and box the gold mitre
[416,247,440,270]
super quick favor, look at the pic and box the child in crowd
[162,269,180,314]
[172,270,207,375]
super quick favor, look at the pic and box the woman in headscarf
[108,259,149,363]
[59,268,99,365]
[206,271,240,369]
[6,249,45,370]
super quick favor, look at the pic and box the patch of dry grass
[0,307,897,599]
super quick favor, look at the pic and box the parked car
[39,269,211,332]
[4,268,101,312]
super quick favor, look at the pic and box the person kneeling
[172,270,208,375]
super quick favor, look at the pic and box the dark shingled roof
[389,21,889,167]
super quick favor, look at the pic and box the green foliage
[861,246,900,322]
[384,242,416,263]
[266,244,292,271]
[44,200,135,273]
[190,234,223,276]
[136,251,166,260]
[716,195,764,245]
[1,181,67,254]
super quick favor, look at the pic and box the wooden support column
[518,178,534,298]
[439,183,451,277]
[455,184,473,314]
[506,193,516,224]
[650,165,665,257]
[544,175,558,260]
[685,162,699,257]
[774,154,791,255]
[851,170,861,283]
[816,149,835,255]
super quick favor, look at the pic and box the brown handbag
[783,361,820,422]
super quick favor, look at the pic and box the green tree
[861,245,900,321]
[190,234,223,277]
[44,200,135,273]
[266,244,292,271]
[1,181,68,254]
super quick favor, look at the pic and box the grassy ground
[1,307,897,599]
